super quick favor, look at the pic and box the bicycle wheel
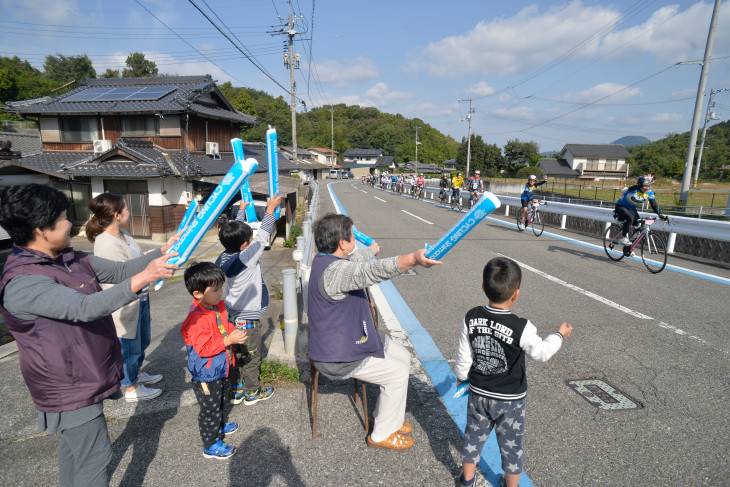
[531,211,545,236]
[603,224,625,261]
[515,213,525,231]
[641,232,667,273]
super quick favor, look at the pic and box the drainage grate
[566,379,642,410]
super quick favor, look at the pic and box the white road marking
[499,253,653,319]
[401,210,433,224]
[374,196,387,202]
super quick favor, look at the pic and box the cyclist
[390,174,398,193]
[614,174,667,245]
[451,172,464,200]
[468,170,484,205]
[415,173,425,198]
[519,174,548,230]
[439,174,450,202]
[396,174,404,194]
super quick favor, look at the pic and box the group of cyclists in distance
[360,169,668,250]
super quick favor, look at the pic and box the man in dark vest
[0,184,178,487]
[307,213,440,451]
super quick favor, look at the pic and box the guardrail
[370,183,730,253]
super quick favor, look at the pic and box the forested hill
[223,83,460,166]
[627,121,730,181]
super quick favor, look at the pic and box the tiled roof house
[1,75,297,239]
[554,143,631,180]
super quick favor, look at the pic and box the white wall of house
[148,178,190,206]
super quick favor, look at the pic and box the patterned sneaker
[617,236,631,246]
[220,422,238,436]
[243,386,274,406]
[137,371,163,385]
[124,384,161,402]
[230,390,246,405]
[203,440,236,460]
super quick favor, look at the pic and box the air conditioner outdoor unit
[93,139,112,153]
[205,141,220,159]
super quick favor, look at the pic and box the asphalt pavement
[0,214,472,486]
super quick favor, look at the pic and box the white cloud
[4,0,79,24]
[625,112,683,124]
[314,57,378,87]
[558,83,642,103]
[493,106,534,121]
[464,81,495,97]
[410,1,730,79]
[412,1,618,78]
[404,102,457,119]
[599,2,730,63]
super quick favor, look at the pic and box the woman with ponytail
[87,193,163,402]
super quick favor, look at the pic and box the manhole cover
[566,379,642,410]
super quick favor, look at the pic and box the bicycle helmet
[475,170,481,175]
[529,174,536,181]
[638,174,654,187]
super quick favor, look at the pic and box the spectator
[307,213,441,451]
[0,184,177,487]
[86,193,163,402]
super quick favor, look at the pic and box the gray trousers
[58,413,111,487]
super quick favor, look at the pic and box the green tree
[503,139,540,167]
[99,68,120,79]
[122,52,158,78]
[43,54,96,84]
[0,57,60,119]
[218,81,256,116]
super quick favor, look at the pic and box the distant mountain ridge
[611,136,650,147]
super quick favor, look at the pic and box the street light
[693,103,723,188]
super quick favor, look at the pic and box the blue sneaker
[243,386,274,406]
[220,422,238,436]
[230,390,246,405]
[203,440,236,460]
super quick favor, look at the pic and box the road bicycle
[415,185,424,200]
[438,188,449,205]
[450,190,463,211]
[469,191,480,209]
[516,200,544,236]
[603,217,668,273]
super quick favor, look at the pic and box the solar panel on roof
[60,86,176,102]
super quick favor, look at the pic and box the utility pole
[329,107,334,168]
[459,98,474,177]
[280,1,301,166]
[415,125,420,174]
[694,87,726,188]
[679,0,721,207]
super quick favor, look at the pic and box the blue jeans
[119,299,151,387]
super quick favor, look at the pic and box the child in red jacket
[180,262,247,459]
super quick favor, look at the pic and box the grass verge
[260,358,300,383]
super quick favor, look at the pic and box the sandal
[368,416,413,435]
[367,432,415,451]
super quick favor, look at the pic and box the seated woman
[0,184,178,487]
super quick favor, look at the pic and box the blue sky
[2,0,729,152]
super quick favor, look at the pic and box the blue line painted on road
[328,183,533,487]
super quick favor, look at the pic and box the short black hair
[0,184,70,246]
[313,213,353,254]
[218,220,253,253]
[184,262,225,296]
[482,257,521,303]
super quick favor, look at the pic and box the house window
[605,159,619,170]
[121,116,156,137]
[61,117,98,143]
[586,158,600,170]
[53,181,91,223]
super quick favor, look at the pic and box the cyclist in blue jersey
[614,174,667,245]
[519,174,547,230]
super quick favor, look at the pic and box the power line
[133,0,252,89]
[187,0,291,95]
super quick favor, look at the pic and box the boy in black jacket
[454,257,572,487]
